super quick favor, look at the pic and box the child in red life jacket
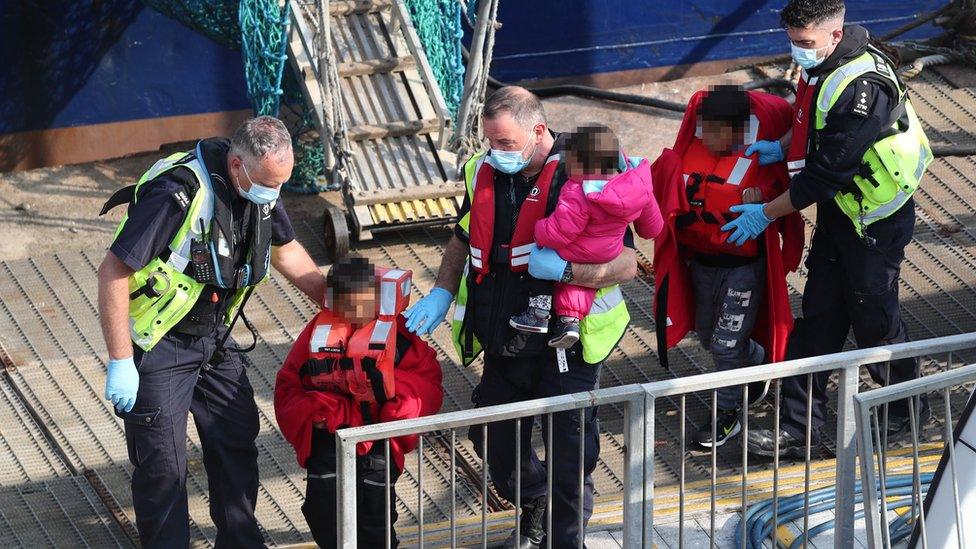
[651,85,804,450]
[510,124,664,347]
[273,256,444,548]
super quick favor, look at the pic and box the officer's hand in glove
[722,204,773,246]
[105,357,139,413]
[403,287,453,335]
[745,140,784,166]
[527,246,568,281]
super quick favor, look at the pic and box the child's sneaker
[510,307,550,333]
[548,317,580,348]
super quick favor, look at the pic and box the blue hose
[736,473,933,549]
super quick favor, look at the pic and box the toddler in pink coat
[510,125,665,348]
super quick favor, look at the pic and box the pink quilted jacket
[535,158,663,264]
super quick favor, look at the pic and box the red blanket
[274,314,444,471]
[652,90,804,367]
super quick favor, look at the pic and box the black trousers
[302,429,401,548]
[469,345,601,548]
[125,328,263,548]
[781,199,920,441]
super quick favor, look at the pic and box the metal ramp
[287,0,464,256]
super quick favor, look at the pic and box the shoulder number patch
[851,79,872,118]
[172,190,190,209]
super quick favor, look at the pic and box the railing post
[854,397,884,549]
[336,431,358,548]
[622,391,646,548]
[834,366,859,548]
[643,390,655,548]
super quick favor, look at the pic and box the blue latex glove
[527,246,568,281]
[403,287,453,335]
[745,140,785,166]
[722,204,773,246]
[105,357,139,412]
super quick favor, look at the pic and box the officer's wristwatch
[560,262,574,283]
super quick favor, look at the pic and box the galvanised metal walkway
[1,64,976,547]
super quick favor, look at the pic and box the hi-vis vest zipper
[789,47,932,236]
[114,145,270,351]
[451,151,630,366]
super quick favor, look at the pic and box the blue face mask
[487,133,537,174]
[238,163,280,205]
[791,42,829,70]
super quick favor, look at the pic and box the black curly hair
[780,0,845,28]
[327,255,375,297]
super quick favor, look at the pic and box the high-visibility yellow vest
[113,147,268,351]
[815,48,932,235]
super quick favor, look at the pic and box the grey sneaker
[548,317,580,348]
[510,306,550,334]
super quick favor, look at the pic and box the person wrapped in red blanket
[651,85,804,449]
[274,255,443,548]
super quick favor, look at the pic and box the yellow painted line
[278,442,946,547]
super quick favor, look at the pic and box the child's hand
[742,187,763,204]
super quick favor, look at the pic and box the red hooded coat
[651,90,804,368]
[274,314,444,471]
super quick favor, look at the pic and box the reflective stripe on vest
[589,285,624,314]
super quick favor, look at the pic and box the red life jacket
[675,139,761,257]
[467,154,560,276]
[301,268,412,411]
[785,70,818,177]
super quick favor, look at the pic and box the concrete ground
[0,69,760,263]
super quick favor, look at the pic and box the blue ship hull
[0,0,941,168]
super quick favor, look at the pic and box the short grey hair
[482,86,547,129]
[229,115,292,164]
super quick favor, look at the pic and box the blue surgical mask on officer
[487,130,538,174]
[238,162,280,205]
[790,42,831,70]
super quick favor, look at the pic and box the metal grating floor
[0,67,976,547]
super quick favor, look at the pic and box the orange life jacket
[675,139,761,257]
[467,154,560,276]
[301,268,412,412]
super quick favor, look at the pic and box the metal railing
[855,359,976,549]
[332,333,976,548]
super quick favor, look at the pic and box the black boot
[502,496,545,549]
[746,428,807,458]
